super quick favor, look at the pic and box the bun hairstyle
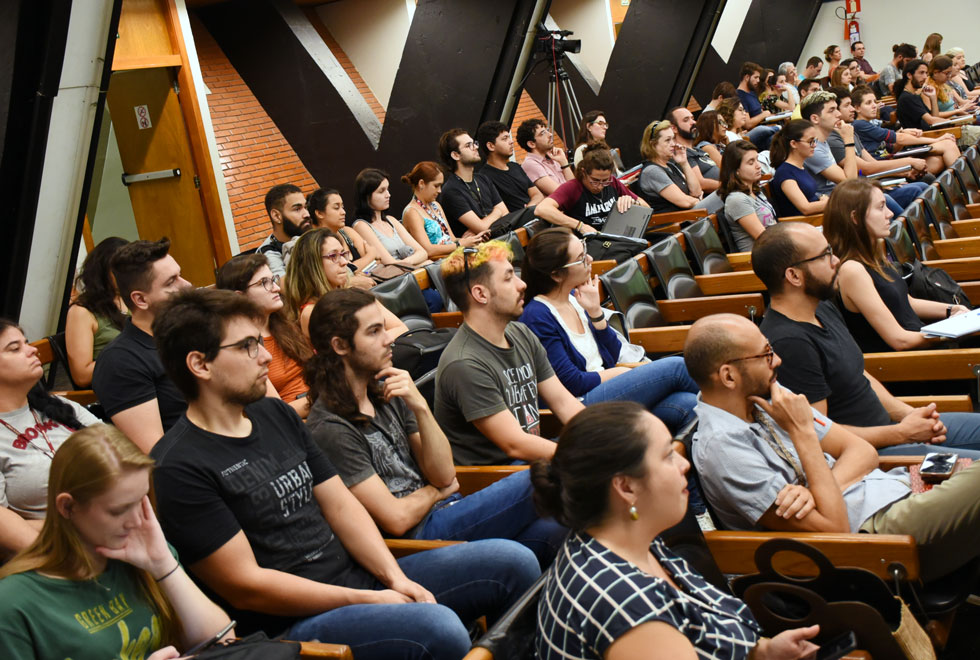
[531,401,650,530]
[769,119,812,169]
[401,161,443,189]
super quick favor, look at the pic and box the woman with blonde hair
[946,48,980,100]
[0,424,232,659]
[283,228,407,338]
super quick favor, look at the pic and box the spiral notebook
[921,308,980,338]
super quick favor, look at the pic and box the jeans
[883,181,928,215]
[583,355,699,432]
[877,412,980,460]
[286,539,539,660]
[416,470,567,568]
[747,125,780,151]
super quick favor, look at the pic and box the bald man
[754,222,980,459]
[684,313,980,582]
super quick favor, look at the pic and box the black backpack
[901,261,972,308]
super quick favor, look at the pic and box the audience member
[753,222,980,458]
[719,140,777,250]
[851,85,960,172]
[477,120,544,211]
[844,58,865,86]
[668,106,720,191]
[304,287,565,567]
[767,71,796,112]
[777,61,801,108]
[0,424,234,659]
[401,161,483,259]
[735,62,773,128]
[438,128,506,237]
[92,238,190,452]
[65,236,128,387]
[768,119,828,217]
[947,48,979,99]
[434,242,585,465]
[533,400,820,660]
[519,228,698,428]
[824,44,842,72]
[878,43,917,94]
[305,188,379,280]
[829,64,852,90]
[823,179,967,352]
[216,253,313,417]
[686,313,980,583]
[802,56,824,81]
[757,69,785,114]
[534,144,644,233]
[572,110,622,171]
[850,41,876,79]
[283,228,407,338]
[637,120,712,213]
[927,56,978,118]
[790,79,823,119]
[895,59,946,129]
[702,81,736,112]
[0,319,99,557]
[352,168,430,268]
[149,287,539,656]
[517,118,574,196]
[694,109,728,167]
[258,183,311,278]
[921,32,943,64]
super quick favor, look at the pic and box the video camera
[535,25,582,57]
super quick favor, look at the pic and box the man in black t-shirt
[895,59,944,130]
[150,288,539,651]
[753,223,980,458]
[476,120,544,212]
[93,237,191,453]
[437,128,507,238]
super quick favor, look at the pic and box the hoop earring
[629,505,639,521]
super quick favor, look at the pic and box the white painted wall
[549,0,616,85]
[89,114,140,245]
[798,1,980,76]
[315,0,413,109]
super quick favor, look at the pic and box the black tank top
[838,262,923,352]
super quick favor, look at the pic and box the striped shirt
[537,532,761,659]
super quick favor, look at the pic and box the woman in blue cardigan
[519,228,698,432]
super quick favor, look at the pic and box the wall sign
[134,104,152,130]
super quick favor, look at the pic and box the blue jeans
[415,470,566,569]
[747,125,780,150]
[884,181,928,215]
[878,412,980,459]
[583,356,699,432]
[286,540,539,660]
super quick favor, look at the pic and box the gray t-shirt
[723,191,778,251]
[693,392,910,533]
[879,63,900,90]
[803,139,838,196]
[686,146,720,180]
[0,399,99,518]
[826,129,866,163]
[435,322,555,465]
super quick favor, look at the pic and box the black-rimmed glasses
[218,335,262,359]
[791,245,833,267]
[247,275,281,292]
[725,344,774,367]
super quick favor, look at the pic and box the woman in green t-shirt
[0,424,233,660]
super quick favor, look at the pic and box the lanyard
[0,408,56,459]
[754,410,806,485]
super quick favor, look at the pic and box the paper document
[921,308,980,338]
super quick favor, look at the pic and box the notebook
[921,308,980,338]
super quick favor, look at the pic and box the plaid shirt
[537,532,761,659]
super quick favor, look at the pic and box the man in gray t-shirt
[435,242,585,465]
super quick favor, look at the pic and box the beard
[283,218,311,239]
[803,270,838,301]
[677,126,698,141]
[226,378,268,408]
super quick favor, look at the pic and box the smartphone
[920,452,958,483]
[802,631,858,660]
[183,620,235,656]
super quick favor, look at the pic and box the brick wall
[510,89,567,161]
[192,16,319,251]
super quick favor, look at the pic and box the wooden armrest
[646,221,683,235]
[694,271,765,295]
[958,281,980,305]
[778,214,823,226]
[878,455,927,469]
[385,538,461,558]
[455,465,528,496]
[727,252,753,271]
[921,256,980,280]
[515,227,528,246]
[413,269,430,290]
[616,362,647,368]
[299,641,354,659]
[53,390,98,406]
[703,531,920,580]
[931,236,980,259]
[923,126,962,140]
[657,294,764,323]
[29,338,55,366]
[432,312,463,329]
[462,649,494,660]
[628,326,693,353]
[897,394,974,412]
[647,208,708,227]
[966,203,980,219]
[590,259,619,276]
[950,219,980,237]
[864,348,980,382]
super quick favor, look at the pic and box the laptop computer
[602,204,653,239]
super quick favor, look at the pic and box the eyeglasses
[218,335,262,359]
[794,137,818,147]
[585,173,614,187]
[591,120,609,128]
[791,245,834,267]
[725,343,775,367]
[718,119,729,129]
[461,246,479,290]
[562,239,590,268]
[323,250,352,264]
[457,140,478,151]
[247,274,281,292]
[535,127,553,137]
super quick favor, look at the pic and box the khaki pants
[861,462,980,583]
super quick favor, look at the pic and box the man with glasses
[685,310,980,583]
[517,118,574,196]
[437,128,508,238]
[754,222,980,458]
[150,287,540,653]
[533,144,646,234]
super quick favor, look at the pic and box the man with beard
[477,120,544,212]
[149,287,540,656]
[258,184,312,278]
[684,312,980,583]
[668,106,720,192]
[304,288,565,567]
[895,59,946,130]
[434,241,584,465]
[754,222,980,457]
[438,128,508,238]
[517,118,574,196]
[92,237,192,452]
